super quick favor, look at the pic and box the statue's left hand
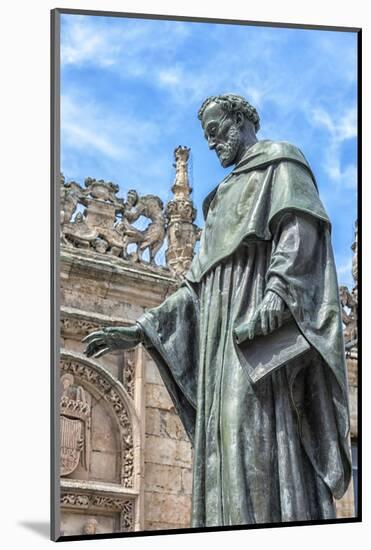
[82,325,142,358]
[234,291,288,343]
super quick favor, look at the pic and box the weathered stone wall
[335,352,358,519]
[144,355,193,530]
[58,168,358,532]
[59,246,192,535]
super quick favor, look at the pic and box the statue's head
[83,518,98,535]
[61,373,74,390]
[198,94,260,167]
[127,189,139,206]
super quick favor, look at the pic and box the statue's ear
[235,110,244,127]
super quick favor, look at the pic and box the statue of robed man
[83,94,351,527]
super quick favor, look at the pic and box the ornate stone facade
[336,220,358,519]
[58,149,357,536]
[60,175,169,266]
[59,153,196,536]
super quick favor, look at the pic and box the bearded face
[215,124,241,167]
[201,102,242,168]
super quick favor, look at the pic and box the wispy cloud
[311,106,357,189]
[336,257,354,288]
[61,15,190,79]
[61,92,161,160]
[60,14,357,272]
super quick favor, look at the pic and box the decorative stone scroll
[122,350,136,399]
[60,492,135,532]
[60,317,100,339]
[60,352,138,488]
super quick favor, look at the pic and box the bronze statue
[83,94,351,527]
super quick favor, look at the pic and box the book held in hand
[234,320,311,384]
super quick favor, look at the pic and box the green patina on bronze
[187,139,329,283]
[84,94,351,528]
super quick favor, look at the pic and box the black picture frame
[51,8,362,542]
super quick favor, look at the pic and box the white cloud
[157,68,182,86]
[312,107,356,141]
[311,106,357,189]
[61,92,161,164]
[62,120,122,159]
[336,256,354,287]
[61,15,190,83]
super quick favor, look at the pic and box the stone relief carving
[61,356,135,488]
[60,317,100,339]
[60,174,166,265]
[339,220,358,356]
[340,285,357,349]
[122,350,136,399]
[120,501,135,532]
[60,493,135,532]
[60,146,199,271]
[60,373,91,476]
[61,493,90,507]
[82,518,99,535]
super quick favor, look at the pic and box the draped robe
[137,140,351,527]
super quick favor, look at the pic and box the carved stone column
[165,146,200,276]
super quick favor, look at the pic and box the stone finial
[166,146,200,277]
[171,146,191,200]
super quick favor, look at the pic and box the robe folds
[137,140,352,527]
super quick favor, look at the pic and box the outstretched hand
[234,291,290,344]
[82,325,142,358]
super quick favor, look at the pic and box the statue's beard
[217,125,241,167]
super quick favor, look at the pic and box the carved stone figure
[117,190,166,265]
[339,220,358,353]
[82,518,99,535]
[83,94,351,526]
[60,174,170,267]
[60,176,85,225]
[60,175,87,244]
[60,373,91,476]
[339,285,357,349]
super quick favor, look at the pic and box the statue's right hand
[82,325,142,358]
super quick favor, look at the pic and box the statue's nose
[208,137,216,150]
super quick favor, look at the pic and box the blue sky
[60,13,358,287]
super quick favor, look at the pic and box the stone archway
[59,350,143,534]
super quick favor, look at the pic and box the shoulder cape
[138,140,351,500]
[187,140,329,284]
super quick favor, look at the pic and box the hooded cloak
[137,140,351,526]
